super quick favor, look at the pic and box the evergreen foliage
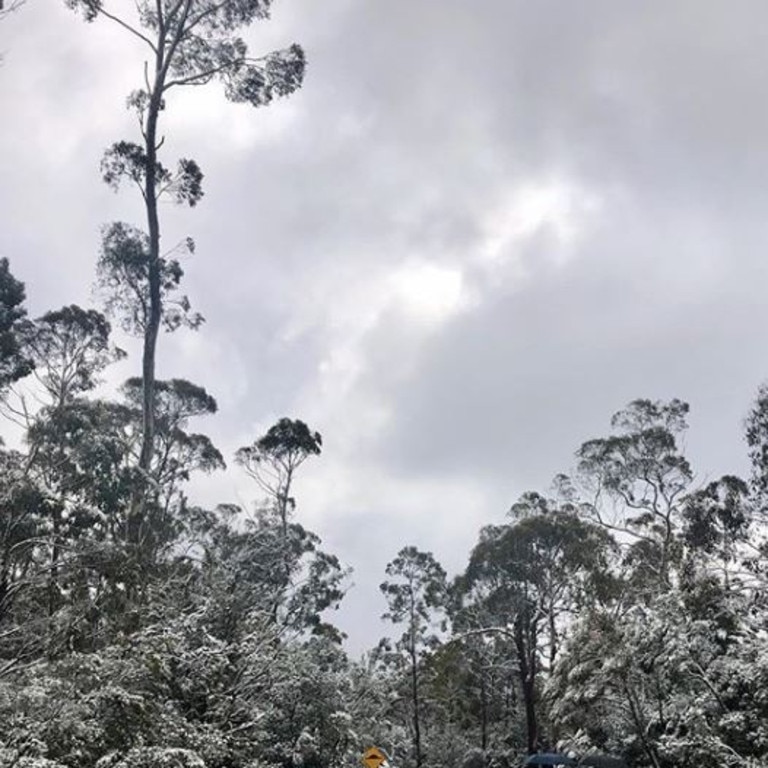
[3,5,768,768]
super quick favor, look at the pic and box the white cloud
[165,87,304,154]
[388,260,468,323]
[479,177,605,275]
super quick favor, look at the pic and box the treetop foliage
[97,222,203,336]
[101,142,204,209]
[0,257,34,388]
[237,417,322,469]
[63,0,306,110]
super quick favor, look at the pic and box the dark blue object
[577,756,627,768]
[523,755,577,766]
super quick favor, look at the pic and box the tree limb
[95,6,158,52]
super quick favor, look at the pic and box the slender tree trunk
[268,471,293,625]
[131,44,165,549]
[624,681,661,768]
[547,609,559,746]
[409,593,423,768]
[47,435,65,652]
[279,467,293,540]
[138,261,160,478]
[48,505,60,618]
[548,610,557,670]
[138,94,162,482]
[480,669,488,751]
[46,504,62,659]
[515,612,538,754]
[410,638,422,767]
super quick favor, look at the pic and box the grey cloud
[369,204,767,490]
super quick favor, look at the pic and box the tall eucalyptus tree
[64,0,306,503]
[381,546,448,768]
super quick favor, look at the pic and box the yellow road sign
[362,747,388,768]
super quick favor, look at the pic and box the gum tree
[235,418,322,538]
[380,546,448,768]
[64,0,306,503]
[575,398,693,590]
[235,418,328,624]
[459,496,616,755]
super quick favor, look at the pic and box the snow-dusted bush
[2,758,69,768]
[96,748,205,768]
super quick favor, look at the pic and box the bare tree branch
[95,6,157,51]
[0,0,26,21]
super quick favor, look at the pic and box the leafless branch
[94,6,158,52]
[0,0,25,21]
[164,57,240,89]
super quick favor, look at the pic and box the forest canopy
[3,2,768,768]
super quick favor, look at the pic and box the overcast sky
[3,1,768,652]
